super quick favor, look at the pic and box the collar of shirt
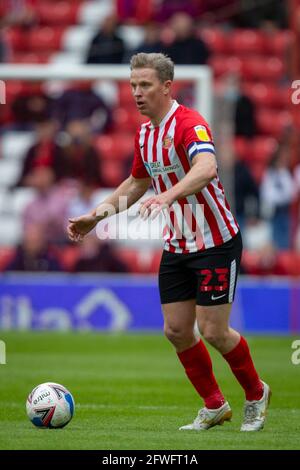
[149,100,179,130]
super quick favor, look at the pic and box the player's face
[130,68,171,119]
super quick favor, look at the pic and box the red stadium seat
[35,1,80,26]
[265,31,293,56]
[101,160,125,187]
[242,83,290,109]
[234,136,277,163]
[57,246,80,271]
[5,28,28,52]
[200,29,229,54]
[112,107,146,132]
[114,248,161,273]
[209,55,242,77]
[242,56,285,81]
[27,27,65,52]
[256,109,292,137]
[96,133,134,161]
[251,137,278,162]
[0,247,14,271]
[9,52,52,63]
[118,82,134,106]
[228,29,266,55]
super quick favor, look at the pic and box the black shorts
[159,231,243,306]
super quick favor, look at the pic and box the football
[26,382,75,428]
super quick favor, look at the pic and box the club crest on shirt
[162,135,173,149]
[194,125,210,142]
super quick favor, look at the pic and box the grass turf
[0,332,299,450]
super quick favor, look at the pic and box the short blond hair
[130,52,174,82]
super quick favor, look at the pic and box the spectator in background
[73,234,128,273]
[133,22,163,55]
[163,13,210,65]
[22,167,75,244]
[86,14,125,64]
[0,0,38,28]
[154,0,201,22]
[67,181,102,220]
[52,81,112,133]
[14,119,63,187]
[260,146,294,249]
[11,88,52,130]
[234,157,260,233]
[59,119,104,187]
[4,223,62,272]
[223,74,256,138]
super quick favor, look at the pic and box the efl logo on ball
[26,382,75,428]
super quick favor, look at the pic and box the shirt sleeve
[131,132,150,179]
[182,120,216,162]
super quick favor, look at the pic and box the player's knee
[164,324,192,347]
[202,328,228,349]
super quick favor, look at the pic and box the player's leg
[189,232,271,430]
[196,303,271,431]
[162,300,232,430]
[159,251,231,430]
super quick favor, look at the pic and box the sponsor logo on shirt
[144,161,180,177]
[194,125,210,142]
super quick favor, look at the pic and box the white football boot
[179,401,232,431]
[240,381,271,432]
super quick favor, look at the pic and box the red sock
[223,336,263,401]
[177,340,225,409]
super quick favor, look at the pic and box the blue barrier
[0,274,299,333]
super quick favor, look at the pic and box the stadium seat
[251,137,278,162]
[242,56,285,81]
[256,109,292,137]
[118,82,135,106]
[57,245,81,271]
[96,133,134,161]
[200,29,229,54]
[6,28,28,52]
[27,27,65,52]
[243,83,290,109]
[101,160,125,188]
[9,52,52,63]
[112,107,146,132]
[114,247,161,273]
[209,55,242,77]
[265,31,293,56]
[228,29,266,55]
[35,1,81,26]
[0,247,15,271]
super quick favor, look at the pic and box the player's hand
[139,193,173,220]
[67,214,98,242]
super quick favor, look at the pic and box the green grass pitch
[0,332,299,450]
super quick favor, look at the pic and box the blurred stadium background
[0,0,300,451]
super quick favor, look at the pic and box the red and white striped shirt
[131,100,239,253]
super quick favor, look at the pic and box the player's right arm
[68,175,151,242]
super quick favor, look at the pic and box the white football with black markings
[26,382,75,428]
